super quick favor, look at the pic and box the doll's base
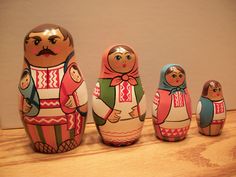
[153,124,188,142]
[197,120,224,136]
[155,134,186,142]
[31,138,82,154]
[199,131,222,137]
[102,138,139,147]
[198,128,222,136]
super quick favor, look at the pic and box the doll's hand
[129,106,139,118]
[23,99,32,113]
[108,109,121,123]
[65,95,77,109]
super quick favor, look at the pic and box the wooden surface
[1,111,236,177]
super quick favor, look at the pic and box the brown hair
[165,65,185,75]
[24,24,73,47]
[21,70,30,79]
[108,45,135,56]
[201,80,222,97]
[71,64,81,75]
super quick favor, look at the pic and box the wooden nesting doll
[18,24,88,153]
[92,45,146,146]
[152,64,192,141]
[196,80,226,136]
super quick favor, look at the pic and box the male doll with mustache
[19,24,88,153]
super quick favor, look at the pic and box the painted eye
[49,38,57,44]
[114,55,122,60]
[126,55,132,60]
[34,39,40,45]
[172,74,177,78]
[219,88,221,91]
[179,74,183,78]
[213,89,217,92]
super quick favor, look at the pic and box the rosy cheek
[170,78,175,83]
[166,77,174,85]
[31,48,39,55]
[52,47,61,53]
[115,60,122,66]
[127,60,133,67]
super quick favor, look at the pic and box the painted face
[207,82,223,101]
[20,73,30,90]
[25,29,73,67]
[108,47,136,74]
[70,66,81,83]
[165,67,185,87]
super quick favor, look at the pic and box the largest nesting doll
[92,45,146,146]
[18,24,88,153]
[152,64,192,141]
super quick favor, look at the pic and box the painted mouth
[217,94,220,96]
[36,48,57,56]
[122,63,126,68]
[176,80,179,83]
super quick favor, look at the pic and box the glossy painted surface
[196,80,226,136]
[152,64,192,141]
[92,45,146,146]
[18,24,88,153]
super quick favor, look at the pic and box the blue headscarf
[159,64,187,94]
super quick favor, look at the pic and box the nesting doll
[92,45,146,146]
[152,64,192,141]
[196,80,226,136]
[18,24,88,153]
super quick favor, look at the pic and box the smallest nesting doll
[196,80,226,136]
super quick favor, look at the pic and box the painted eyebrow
[31,36,42,40]
[48,35,60,40]
[114,52,123,55]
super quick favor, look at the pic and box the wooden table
[1,111,236,177]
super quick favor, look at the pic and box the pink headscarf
[99,45,139,86]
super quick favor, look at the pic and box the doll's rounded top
[24,24,74,68]
[201,80,223,101]
[99,45,139,79]
[159,64,187,92]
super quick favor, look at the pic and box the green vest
[93,77,146,126]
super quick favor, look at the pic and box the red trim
[24,115,67,125]
[212,119,225,124]
[66,113,76,130]
[104,109,113,120]
[93,85,100,97]
[214,102,225,114]
[26,124,40,143]
[137,104,141,116]
[119,81,132,102]
[160,126,189,138]
[40,99,60,108]
[41,125,57,149]
[72,92,80,107]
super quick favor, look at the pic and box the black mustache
[36,48,57,56]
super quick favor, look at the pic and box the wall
[0,0,236,129]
